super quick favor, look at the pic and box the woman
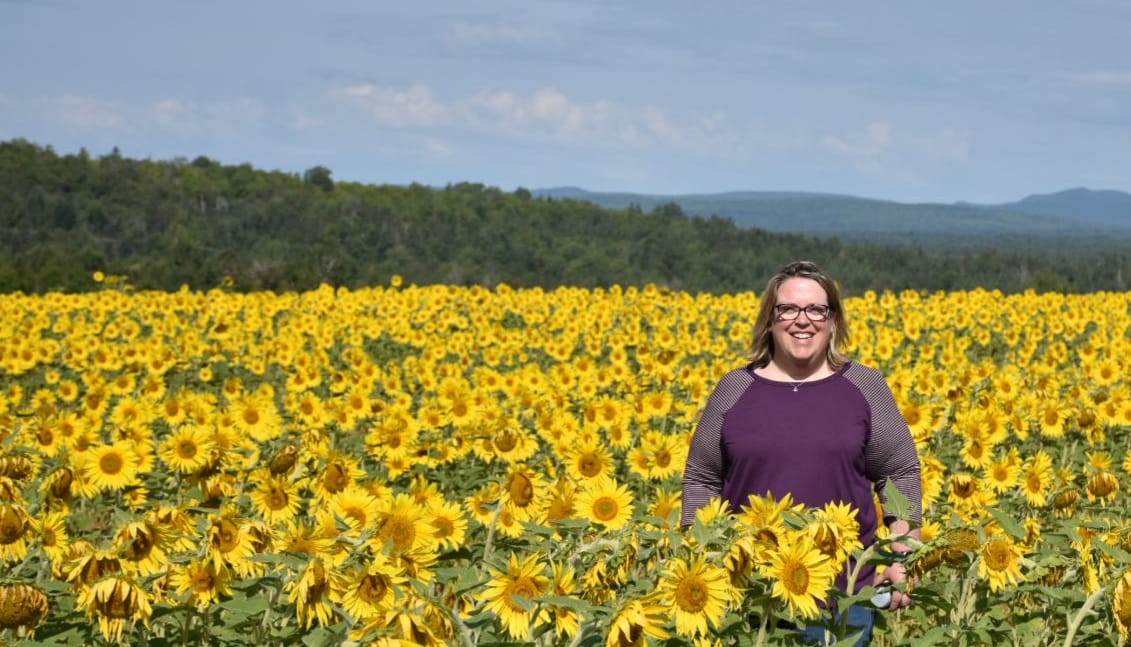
[680,260,921,645]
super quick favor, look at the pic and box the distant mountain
[534,186,1131,249]
[988,187,1131,228]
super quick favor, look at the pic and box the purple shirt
[681,362,922,588]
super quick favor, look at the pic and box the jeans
[797,605,875,646]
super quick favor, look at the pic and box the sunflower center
[508,473,535,507]
[982,540,1014,572]
[99,452,124,475]
[125,532,154,560]
[578,453,602,477]
[243,408,260,426]
[674,576,709,613]
[782,562,811,595]
[177,440,198,459]
[812,525,837,557]
[654,449,672,469]
[265,487,290,511]
[494,428,518,452]
[214,520,241,553]
[384,516,415,551]
[432,518,454,538]
[593,497,619,522]
[359,574,388,602]
[323,463,349,493]
[506,578,540,610]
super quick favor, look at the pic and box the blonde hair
[747,260,851,370]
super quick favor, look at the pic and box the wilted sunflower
[1113,569,1131,641]
[0,583,49,632]
[658,553,731,638]
[289,558,336,629]
[605,597,671,647]
[76,575,152,643]
[483,552,550,641]
[763,533,837,621]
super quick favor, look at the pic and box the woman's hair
[747,260,852,370]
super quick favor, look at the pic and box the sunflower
[1020,451,1054,507]
[574,475,635,531]
[0,503,31,562]
[978,535,1024,592]
[32,510,71,564]
[1113,569,1131,641]
[288,558,336,628]
[249,475,302,526]
[806,501,862,568]
[658,554,731,637]
[763,534,838,621]
[605,597,671,647]
[332,554,407,623]
[373,493,439,556]
[169,558,233,610]
[483,552,550,640]
[564,439,615,482]
[323,485,380,538]
[647,488,682,529]
[0,583,49,632]
[206,515,257,574]
[76,575,152,643]
[114,519,172,577]
[83,442,140,493]
[158,424,215,474]
[427,499,469,551]
[229,391,283,442]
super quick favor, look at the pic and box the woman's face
[771,277,833,368]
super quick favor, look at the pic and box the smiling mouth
[791,333,814,339]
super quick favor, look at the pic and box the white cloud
[821,121,970,163]
[425,137,454,157]
[148,98,266,132]
[48,95,125,128]
[337,84,449,127]
[332,82,746,154]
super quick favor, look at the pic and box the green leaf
[220,597,270,615]
[537,594,593,613]
[984,506,1027,540]
[302,627,343,647]
[880,479,911,521]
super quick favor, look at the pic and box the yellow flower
[658,554,731,637]
[763,534,838,621]
[331,554,406,623]
[169,558,233,610]
[76,575,152,643]
[978,535,1024,592]
[249,475,302,526]
[289,558,335,628]
[83,442,140,492]
[484,552,550,640]
[605,597,670,647]
[158,424,214,474]
[1114,569,1131,641]
[574,475,635,531]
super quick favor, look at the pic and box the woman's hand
[874,560,914,610]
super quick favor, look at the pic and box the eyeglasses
[774,303,832,322]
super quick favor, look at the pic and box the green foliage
[1,138,1128,295]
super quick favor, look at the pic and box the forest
[1,138,1127,295]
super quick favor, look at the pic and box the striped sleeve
[844,362,923,525]
[680,367,754,527]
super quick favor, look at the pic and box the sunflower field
[1,279,1130,646]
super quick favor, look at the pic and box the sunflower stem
[1062,585,1107,647]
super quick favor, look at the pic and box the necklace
[790,381,802,392]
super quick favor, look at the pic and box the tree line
[1,139,1126,295]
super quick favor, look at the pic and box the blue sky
[3,0,1130,204]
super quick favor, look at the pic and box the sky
[3,0,1130,205]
